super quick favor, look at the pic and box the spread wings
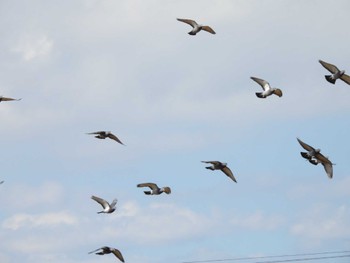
[319,60,339,74]
[251,77,270,91]
[221,166,237,183]
[340,74,350,85]
[176,18,198,28]
[91,195,110,208]
[297,138,315,152]
[137,182,158,191]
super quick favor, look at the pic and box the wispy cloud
[291,204,350,247]
[11,35,53,61]
[2,211,77,230]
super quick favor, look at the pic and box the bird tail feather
[255,92,266,98]
[325,75,336,84]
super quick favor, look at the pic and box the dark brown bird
[137,182,171,195]
[297,138,334,179]
[202,161,237,183]
[88,246,125,262]
[87,131,124,145]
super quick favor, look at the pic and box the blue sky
[1,0,350,262]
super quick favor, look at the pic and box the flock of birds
[1,17,349,262]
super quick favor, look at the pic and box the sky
[1,0,350,262]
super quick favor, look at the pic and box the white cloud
[1,181,63,209]
[2,211,77,230]
[230,211,285,231]
[12,35,53,61]
[291,204,350,246]
[103,202,216,244]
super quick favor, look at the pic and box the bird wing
[340,74,350,85]
[297,138,315,152]
[201,161,221,165]
[107,133,124,145]
[88,248,102,254]
[137,183,158,190]
[319,60,339,74]
[273,88,283,97]
[177,18,198,28]
[201,25,216,34]
[91,195,109,209]
[321,157,333,179]
[110,198,118,208]
[221,166,237,183]
[0,97,20,101]
[315,152,333,179]
[111,248,125,262]
[87,131,104,135]
[250,77,270,91]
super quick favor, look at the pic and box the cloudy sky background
[1,0,350,262]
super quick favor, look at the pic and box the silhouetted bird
[202,161,237,182]
[297,138,334,179]
[88,246,124,262]
[87,131,124,145]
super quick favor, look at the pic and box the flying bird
[251,77,283,98]
[0,180,4,184]
[297,138,334,179]
[202,161,237,182]
[177,18,216,35]
[87,131,124,145]
[319,59,350,85]
[91,195,117,214]
[88,246,125,262]
[0,96,21,102]
[137,183,171,195]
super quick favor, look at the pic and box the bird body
[177,18,216,35]
[297,138,334,178]
[202,161,237,182]
[87,131,124,145]
[319,60,350,85]
[89,246,125,262]
[137,183,171,195]
[0,96,21,102]
[251,77,283,98]
[91,195,117,214]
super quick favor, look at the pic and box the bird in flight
[251,77,283,98]
[177,18,216,35]
[0,96,21,102]
[87,131,124,145]
[91,195,117,214]
[137,182,171,195]
[88,246,125,262]
[297,138,334,179]
[319,59,350,85]
[202,161,237,183]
